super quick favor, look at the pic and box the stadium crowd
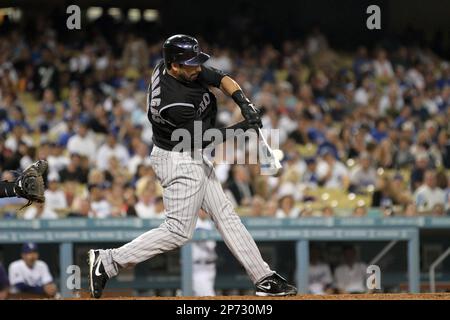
[0,16,449,220]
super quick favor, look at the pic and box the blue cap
[305,157,316,165]
[21,242,38,254]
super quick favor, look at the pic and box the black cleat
[255,273,297,297]
[88,250,109,299]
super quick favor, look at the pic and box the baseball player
[88,34,297,298]
[0,160,47,208]
[8,243,57,297]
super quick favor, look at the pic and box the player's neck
[166,68,189,84]
[167,69,180,81]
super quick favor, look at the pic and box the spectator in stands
[8,243,57,298]
[43,172,67,212]
[371,174,411,210]
[334,245,367,294]
[88,183,112,218]
[414,170,446,214]
[352,205,368,217]
[276,192,300,218]
[47,142,70,175]
[393,137,415,169]
[321,206,335,217]
[373,49,394,80]
[308,246,334,295]
[349,152,377,193]
[67,198,93,218]
[127,141,151,176]
[0,262,8,299]
[33,47,59,98]
[404,203,418,217]
[122,187,138,217]
[437,131,450,169]
[105,182,127,218]
[67,121,97,163]
[152,197,165,218]
[249,196,265,217]
[316,147,350,189]
[96,132,130,171]
[264,199,279,217]
[135,178,157,219]
[226,165,254,206]
[410,152,431,192]
[300,157,319,188]
[59,153,88,183]
[354,76,374,107]
[23,202,58,220]
[4,122,33,155]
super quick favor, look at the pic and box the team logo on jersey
[197,93,211,115]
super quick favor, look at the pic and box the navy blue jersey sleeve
[198,66,228,88]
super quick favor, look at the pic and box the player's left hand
[241,104,263,129]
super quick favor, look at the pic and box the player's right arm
[198,66,262,129]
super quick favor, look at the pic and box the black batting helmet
[163,34,210,69]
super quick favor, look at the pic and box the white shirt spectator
[8,260,53,293]
[275,207,301,218]
[128,155,151,176]
[44,189,67,211]
[89,200,112,219]
[47,154,70,175]
[334,262,367,293]
[354,87,369,106]
[406,68,425,90]
[5,134,33,152]
[23,206,58,219]
[309,263,333,295]
[349,165,377,188]
[96,143,130,171]
[214,163,231,184]
[67,133,97,162]
[414,185,446,212]
[135,201,157,219]
[373,60,394,78]
[316,160,349,188]
[279,115,298,135]
[122,96,138,113]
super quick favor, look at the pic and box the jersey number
[148,67,166,124]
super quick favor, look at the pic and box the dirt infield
[69,293,450,300]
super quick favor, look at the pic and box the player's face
[174,64,201,82]
[22,252,38,268]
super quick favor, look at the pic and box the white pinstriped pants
[99,145,273,283]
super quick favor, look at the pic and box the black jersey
[147,61,227,151]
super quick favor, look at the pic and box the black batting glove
[241,105,263,129]
[231,90,263,129]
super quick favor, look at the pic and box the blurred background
[0,0,449,298]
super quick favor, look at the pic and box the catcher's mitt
[14,160,48,209]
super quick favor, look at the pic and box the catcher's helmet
[163,34,210,69]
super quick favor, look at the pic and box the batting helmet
[163,34,210,69]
